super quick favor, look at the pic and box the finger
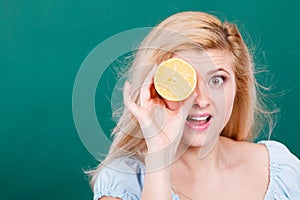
[150,83,159,99]
[164,100,180,112]
[123,81,151,127]
[151,96,166,106]
[140,65,157,105]
[123,81,141,117]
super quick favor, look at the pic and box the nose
[193,80,211,108]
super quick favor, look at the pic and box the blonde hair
[88,11,275,187]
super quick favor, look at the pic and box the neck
[175,136,235,173]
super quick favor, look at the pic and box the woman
[89,11,300,200]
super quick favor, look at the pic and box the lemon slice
[154,58,197,101]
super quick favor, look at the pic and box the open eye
[209,75,225,87]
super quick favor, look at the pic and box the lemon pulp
[154,58,197,101]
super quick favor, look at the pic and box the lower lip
[185,118,212,132]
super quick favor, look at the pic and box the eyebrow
[207,68,231,76]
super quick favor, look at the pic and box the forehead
[173,50,234,75]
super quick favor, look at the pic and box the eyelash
[208,75,227,87]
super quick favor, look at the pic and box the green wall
[1,1,299,199]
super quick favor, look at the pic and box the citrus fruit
[154,58,197,101]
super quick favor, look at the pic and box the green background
[1,0,299,199]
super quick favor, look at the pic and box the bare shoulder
[241,140,269,161]
[234,139,269,176]
[222,137,269,159]
[222,137,270,198]
[222,137,269,168]
[99,196,121,200]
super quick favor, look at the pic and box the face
[164,50,236,150]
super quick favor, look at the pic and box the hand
[123,67,195,158]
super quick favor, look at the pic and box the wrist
[145,151,175,172]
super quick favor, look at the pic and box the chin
[182,133,209,147]
[181,128,220,148]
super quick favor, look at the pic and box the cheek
[163,99,181,111]
[226,93,235,113]
[211,85,236,119]
[223,86,236,118]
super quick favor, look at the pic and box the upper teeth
[189,116,209,121]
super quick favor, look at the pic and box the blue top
[93,141,300,200]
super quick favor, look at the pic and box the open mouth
[187,115,211,124]
[186,114,212,131]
